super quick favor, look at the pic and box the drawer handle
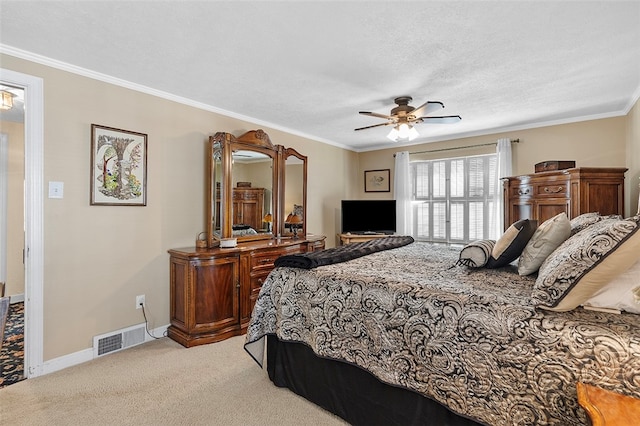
[258,258,274,264]
[544,186,564,194]
[518,188,530,195]
[257,278,264,285]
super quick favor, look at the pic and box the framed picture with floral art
[90,124,147,206]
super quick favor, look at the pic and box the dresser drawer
[510,185,533,198]
[250,244,305,270]
[534,183,569,198]
[233,190,262,201]
[248,271,271,316]
[250,270,270,294]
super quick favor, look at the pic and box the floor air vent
[93,323,146,358]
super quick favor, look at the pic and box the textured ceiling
[1,1,639,151]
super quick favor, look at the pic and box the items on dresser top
[534,160,576,173]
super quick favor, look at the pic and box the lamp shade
[289,214,302,224]
[263,213,272,222]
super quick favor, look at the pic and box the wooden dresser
[168,235,325,347]
[215,187,266,231]
[503,167,627,229]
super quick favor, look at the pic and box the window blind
[412,154,497,244]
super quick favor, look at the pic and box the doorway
[0,67,44,378]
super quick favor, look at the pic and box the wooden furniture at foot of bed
[577,382,640,426]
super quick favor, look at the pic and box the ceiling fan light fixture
[387,123,419,142]
[359,96,457,142]
[387,126,399,141]
[407,125,419,141]
[0,90,14,110]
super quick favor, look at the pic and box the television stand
[339,233,392,245]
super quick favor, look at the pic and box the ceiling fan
[355,96,461,142]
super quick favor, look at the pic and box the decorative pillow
[518,213,571,275]
[569,212,623,236]
[532,215,640,311]
[456,239,496,268]
[486,219,537,268]
[583,259,640,314]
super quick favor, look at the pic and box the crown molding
[0,44,355,152]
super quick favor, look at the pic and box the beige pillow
[583,259,640,314]
[532,216,640,312]
[518,213,571,275]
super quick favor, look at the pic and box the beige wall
[626,99,640,215]
[0,120,25,297]
[358,112,638,216]
[1,53,355,360]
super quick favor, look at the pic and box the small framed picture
[90,124,148,206]
[364,169,391,192]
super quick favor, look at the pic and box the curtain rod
[394,139,520,157]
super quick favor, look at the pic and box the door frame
[0,133,7,286]
[0,67,44,378]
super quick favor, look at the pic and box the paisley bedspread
[244,242,640,426]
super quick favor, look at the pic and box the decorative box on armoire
[503,167,627,230]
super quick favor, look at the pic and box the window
[412,154,497,244]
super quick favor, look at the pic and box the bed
[244,215,640,426]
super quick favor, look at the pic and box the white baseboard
[40,323,170,376]
[42,347,94,375]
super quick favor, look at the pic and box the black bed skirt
[266,335,483,426]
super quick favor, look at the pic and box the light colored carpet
[0,335,347,425]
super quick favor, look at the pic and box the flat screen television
[341,200,396,235]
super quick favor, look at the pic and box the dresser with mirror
[168,130,325,347]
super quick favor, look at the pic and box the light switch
[48,181,64,199]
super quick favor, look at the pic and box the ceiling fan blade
[410,101,444,118]
[359,111,393,120]
[354,122,393,131]
[417,115,462,124]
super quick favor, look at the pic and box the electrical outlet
[136,294,145,309]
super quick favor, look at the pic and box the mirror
[281,148,307,238]
[230,150,273,238]
[207,130,280,247]
[212,150,222,238]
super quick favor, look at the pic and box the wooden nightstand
[577,382,640,426]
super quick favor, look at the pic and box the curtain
[491,138,513,239]
[394,151,413,236]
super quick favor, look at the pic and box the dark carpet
[0,301,25,388]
